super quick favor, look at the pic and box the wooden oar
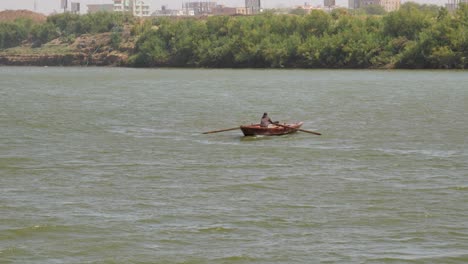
[202,126,240,134]
[275,123,321,135]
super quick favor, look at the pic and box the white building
[446,0,468,12]
[349,0,400,12]
[245,0,261,14]
[113,0,150,17]
[153,5,192,16]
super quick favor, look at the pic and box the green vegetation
[1,12,133,49]
[1,3,467,69]
[130,3,467,69]
[0,20,29,48]
[359,5,387,15]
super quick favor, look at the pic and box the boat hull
[240,122,303,136]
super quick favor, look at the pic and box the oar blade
[202,127,240,134]
[298,129,321,135]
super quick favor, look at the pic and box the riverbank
[1,5,467,69]
[0,32,132,66]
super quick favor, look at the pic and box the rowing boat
[240,122,304,136]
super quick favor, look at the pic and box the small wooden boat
[240,122,304,136]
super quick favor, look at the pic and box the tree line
[1,3,467,69]
[0,12,133,49]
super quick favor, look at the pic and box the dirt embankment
[0,33,132,66]
[0,10,134,66]
[0,54,84,66]
[0,10,47,23]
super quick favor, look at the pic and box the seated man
[260,112,278,127]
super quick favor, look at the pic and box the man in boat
[260,112,278,127]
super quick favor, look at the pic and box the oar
[275,123,321,135]
[202,126,240,134]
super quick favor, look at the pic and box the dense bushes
[0,21,29,49]
[130,3,467,69]
[0,12,133,48]
[1,3,467,69]
[46,12,133,36]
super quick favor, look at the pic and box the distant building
[245,0,261,14]
[212,5,236,15]
[348,0,360,9]
[113,0,131,12]
[349,0,400,12]
[113,0,150,17]
[71,2,80,14]
[295,3,321,14]
[446,0,468,12]
[87,4,114,13]
[324,0,336,8]
[183,1,217,15]
[236,7,249,15]
[133,1,151,17]
[380,0,401,12]
[61,0,68,10]
[87,0,150,16]
[360,0,375,6]
[212,5,249,15]
[153,5,190,16]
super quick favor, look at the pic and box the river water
[1,67,467,263]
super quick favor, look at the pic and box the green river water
[1,67,467,263]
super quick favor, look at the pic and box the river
[1,67,467,263]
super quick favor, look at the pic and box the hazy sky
[0,0,448,15]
